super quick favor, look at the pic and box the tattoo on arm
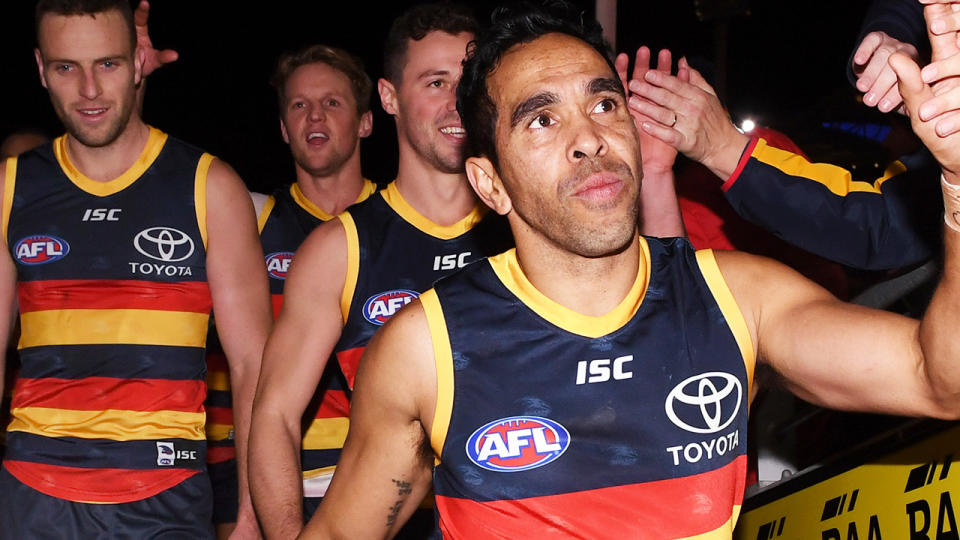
[386,479,413,527]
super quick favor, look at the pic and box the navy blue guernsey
[423,238,755,538]
[333,181,512,389]
[2,128,215,503]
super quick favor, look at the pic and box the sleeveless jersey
[203,180,377,472]
[424,238,755,539]
[2,128,214,503]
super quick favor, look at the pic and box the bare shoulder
[205,157,249,202]
[292,216,348,270]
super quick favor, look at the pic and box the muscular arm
[250,220,349,539]
[205,159,273,537]
[300,300,436,539]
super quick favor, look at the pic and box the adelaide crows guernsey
[316,182,510,497]
[424,238,755,539]
[203,180,377,473]
[2,128,214,503]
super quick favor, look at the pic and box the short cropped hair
[35,0,136,52]
[382,2,478,83]
[457,1,619,169]
[272,44,373,115]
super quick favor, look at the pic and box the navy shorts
[207,459,238,524]
[0,466,214,539]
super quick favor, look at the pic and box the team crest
[14,235,70,265]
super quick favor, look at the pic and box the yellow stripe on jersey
[338,212,360,323]
[205,369,231,392]
[19,309,209,348]
[302,465,336,480]
[489,240,651,339]
[9,407,205,441]
[695,250,756,403]
[3,156,17,243]
[300,417,350,450]
[205,423,233,442]
[257,195,277,233]
[291,183,336,222]
[420,288,453,463]
[678,506,740,539]
[752,137,904,196]
[380,182,488,240]
[194,153,214,250]
[55,127,167,197]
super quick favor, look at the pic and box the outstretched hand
[135,0,178,77]
[616,47,678,175]
[852,31,918,114]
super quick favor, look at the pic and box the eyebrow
[510,91,559,128]
[588,76,624,96]
[416,69,451,80]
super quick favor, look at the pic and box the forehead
[401,31,473,81]
[488,33,613,114]
[38,10,132,58]
[285,62,355,100]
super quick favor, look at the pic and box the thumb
[889,51,928,111]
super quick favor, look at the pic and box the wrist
[702,129,750,180]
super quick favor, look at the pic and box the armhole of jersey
[694,249,756,407]
[338,212,360,323]
[256,194,275,234]
[194,153,215,250]
[420,288,453,465]
[2,157,18,245]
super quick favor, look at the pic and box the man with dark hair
[0,1,272,537]
[302,2,960,538]
[250,3,511,538]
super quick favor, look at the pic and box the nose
[79,68,101,101]
[308,103,325,122]
[567,113,607,163]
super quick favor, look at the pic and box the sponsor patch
[665,371,742,435]
[14,235,69,265]
[156,441,175,466]
[265,252,294,280]
[362,289,419,326]
[466,416,570,472]
[134,227,195,262]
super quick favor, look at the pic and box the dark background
[2,1,883,193]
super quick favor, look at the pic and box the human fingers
[853,32,884,69]
[627,94,679,127]
[871,67,903,112]
[676,58,717,97]
[655,48,672,74]
[929,9,960,34]
[631,46,653,85]
[615,52,630,91]
[922,47,960,83]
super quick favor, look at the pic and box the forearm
[250,407,308,539]
[228,356,260,527]
[639,167,685,237]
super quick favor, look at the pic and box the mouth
[439,125,466,141]
[306,131,329,145]
[570,172,625,203]
[76,107,109,121]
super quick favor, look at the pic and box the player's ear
[35,49,48,89]
[466,156,511,215]
[133,46,145,87]
[378,78,398,116]
[358,111,373,138]
[279,116,290,144]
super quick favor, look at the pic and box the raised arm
[249,220,349,539]
[205,158,273,538]
[299,300,437,539]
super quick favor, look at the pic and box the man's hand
[852,31,918,113]
[134,0,178,77]
[628,57,749,180]
[616,47,678,175]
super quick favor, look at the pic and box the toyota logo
[665,372,741,434]
[134,227,195,262]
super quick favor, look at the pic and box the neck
[294,152,365,216]
[394,139,476,226]
[513,225,641,317]
[64,116,150,182]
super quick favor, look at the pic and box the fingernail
[938,120,953,137]
[932,19,946,33]
[879,99,892,112]
[856,80,869,92]
[922,65,938,82]
[644,70,658,82]
[920,104,935,121]
[641,122,652,131]
[864,92,876,105]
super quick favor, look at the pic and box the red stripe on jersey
[3,460,200,503]
[336,347,364,389]
[437,455,746,539]
[206,405,233,425]
[18,280,212,313]
[271,293,283,319]
[313,390,350,419]
[722,136,760,193]
[207,446,236,464]
[11,377,205,412]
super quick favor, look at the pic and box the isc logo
[362,289,419,326]
[14,235,70,265]
[81,208,121,222]
[466,416,570,472]
[265,252,294,280]
[575,355,633,385]
[156,441,198,466]
[433,252,471,271]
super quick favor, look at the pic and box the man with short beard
[250,4,512,539]
[0,1,271,538]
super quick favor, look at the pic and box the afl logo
[14,235,69,265]
[134,227,195,262]
[466,416,570,472]
[265,252,294,280]
[362,289,418,326]
[665,372,742,434]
